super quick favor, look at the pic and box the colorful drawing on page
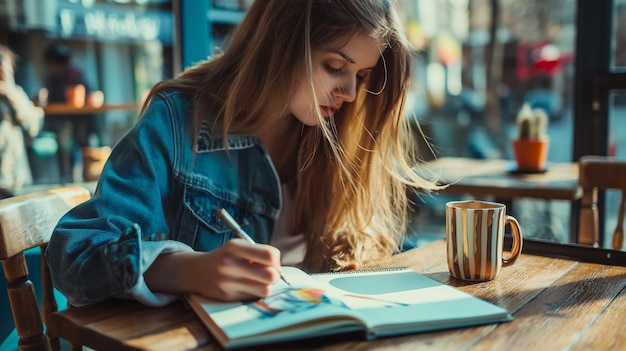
[248,288,346,317]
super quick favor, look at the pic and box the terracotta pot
[65,84,86,108]
[511,138,549,171]
[87,90,104,107]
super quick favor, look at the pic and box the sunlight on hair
[356,119,376,153]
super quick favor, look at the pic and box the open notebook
[187,267,511,349]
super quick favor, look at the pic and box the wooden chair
[0,186,91,351]
[577,155,626,249]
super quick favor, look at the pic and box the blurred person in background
[0,45,44,196]
[40,42,96,182]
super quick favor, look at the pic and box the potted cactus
[511,103,549,172]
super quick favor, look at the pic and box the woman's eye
[324,64,342,74]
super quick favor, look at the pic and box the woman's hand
[145,239,283,301]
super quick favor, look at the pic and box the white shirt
[270,184,306,267]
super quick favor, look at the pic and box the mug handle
[502,215,523,267]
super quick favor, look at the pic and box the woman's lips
[320,106,337,116]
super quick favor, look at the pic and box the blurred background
[0,0,625,348]
[0,0,623,184]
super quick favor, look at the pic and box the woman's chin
[293,114,327,127]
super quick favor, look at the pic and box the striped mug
[446,200,523,281]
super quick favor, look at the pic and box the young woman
[46,0,441,307]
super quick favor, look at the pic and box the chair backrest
[0,186,91,351]
[578,156,626,249]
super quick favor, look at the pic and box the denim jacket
[45,90,282,307]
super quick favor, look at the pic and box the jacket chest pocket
[173,185,251,252]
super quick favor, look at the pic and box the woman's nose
[333,76,357,103]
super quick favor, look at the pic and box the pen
[217,208,291,286]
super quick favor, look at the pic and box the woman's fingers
[194,240,284,301]
[224,239,282,267]
[218,275,276,300]
[216,250,281,285]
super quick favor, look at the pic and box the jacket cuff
[127,239,194,307]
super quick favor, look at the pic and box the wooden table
[48,240,626,350]
[418,157,580,201]
[43,102,139,115]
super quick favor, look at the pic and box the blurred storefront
[0,0,177,343]
[0,0,175,183]
[1,0,175,143]
[395,0,576,162]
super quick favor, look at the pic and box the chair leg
[40,246,61,351]
[2,253,51,350]
[65,302,84,351]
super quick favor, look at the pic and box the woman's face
[289,32,386,126]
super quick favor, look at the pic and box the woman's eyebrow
[333,50,355,64]
[331,50,377,70]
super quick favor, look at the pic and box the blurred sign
[532,44,561,75]
[63,0,167,6]
[57,1,173,43]
[5,0,57,31]
[515,41,574,80]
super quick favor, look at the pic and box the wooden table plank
[470,262,626,350]
[82,304,209,351]
[49,300,146,345]
[571,271,626,351]
[43,102,139,115]
[50,300,212,351]
[382,240,450,271]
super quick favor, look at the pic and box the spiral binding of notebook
[311,266,409,276]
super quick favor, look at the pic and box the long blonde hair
[144,0,441,272]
